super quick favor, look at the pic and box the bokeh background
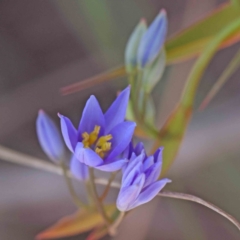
[0,0,240,239]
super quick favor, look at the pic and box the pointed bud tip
[57,113,62,118]
[38,109,44,114]
[140,18,147,24]
[159,9,167,16]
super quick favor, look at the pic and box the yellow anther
[82,132,90,148]
[82,125,100,147]
[96,135,112,147]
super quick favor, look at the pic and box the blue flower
[70,154,89,181]
[59,86,136,172]
[137,9,167,68]
[36,110,65,163]
[117,144,171,211]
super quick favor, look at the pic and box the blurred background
[0,0,240,239]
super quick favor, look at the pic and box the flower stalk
[61,163,87,209]
[88,168,112,228]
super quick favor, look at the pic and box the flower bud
[137,9,167,68]
[142,48,166,93]
[36,110,65,163]
[70,155,89,181]
[125,19,147,73]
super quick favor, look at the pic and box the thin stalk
[100,172,118,202]
[109,211,125,236]
[158,191,240,231]
[61,163,87,209]
[89,168,112,226]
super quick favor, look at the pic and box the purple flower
[70,154,89,181]
[137,9,167,68]
[36,110,65,163]
[117,144,171,211]
[58,86,136,172]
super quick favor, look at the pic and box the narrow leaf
[166,3,240,63]
[199,48,240,110]
[61,66,126,96]
[36,205,116,239]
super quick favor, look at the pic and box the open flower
[59,87,136,172]
[117,143,171,211]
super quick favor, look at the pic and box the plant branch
[100,172,118,202]
[89,168,112,228]
[157,191,240,231]
[61,163,87,209]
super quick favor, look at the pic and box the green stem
[89,168,112,226]
[61,163,87,209]
[100,172,118,202]
[109,211,125,236]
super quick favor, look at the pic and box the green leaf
[36,205,116,239]
[199,48,240,110]
[166,3,240,63]
[156,17,240,176]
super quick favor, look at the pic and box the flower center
[82,125,112,158]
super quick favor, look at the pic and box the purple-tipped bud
[125,19,147,73]
[117,144,171,212]
[70,155,89,181]
[137,9,167,68]
[36,110,65,163]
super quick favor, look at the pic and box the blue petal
[58,114,77,152]
[143,161,162,188]
[153,147,163,163]
[106,121,136,161]
[134,142,145,155]
[78,96,105,136]
[95,159,128,172]
[116,185,140,212]
[70,155,89,181]
[122,160,143,188]
[131,178,171,209]
[122,142,133,160]
[37,110,65,162]
[142,156,154,171]
[74,142,103,167]
[137,10,167,67]
[122,153,144,185]
[104,86,130,133]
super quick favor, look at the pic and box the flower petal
[153,147,163,163]
[143,161,162,188]
[116,185,140,212]
[142,156,154,171]
[134,142,145,155]
[104,86,130,133]
[137,9,167,67]
[74,142,103,167]
[78,95,105,136]
[95,159,128,172]
[122,160,142,188]
[58,114,77,152]
[106,121,136,161]
[122,153,144,185]
[131,178,171,209]
[70,155,89,180]
[37,110,65,162]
